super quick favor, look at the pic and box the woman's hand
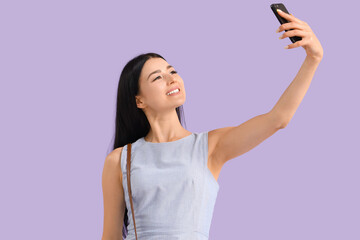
[276,9,323,61]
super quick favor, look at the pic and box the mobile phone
[270,3,302,43]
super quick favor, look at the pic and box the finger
[280,29,307,40]
[284,39,306,49]
[277,9,301,23]
[277,22,304,33]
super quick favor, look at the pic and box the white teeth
[167,88,180,95]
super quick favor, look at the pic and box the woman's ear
[135,96,145,109]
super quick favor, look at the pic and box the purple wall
[1,0,359,239]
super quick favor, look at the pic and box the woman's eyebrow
[147,65,173,81]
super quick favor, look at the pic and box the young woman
[102,10,323,240]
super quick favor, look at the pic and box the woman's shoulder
[108,146,124,162]
[104,147,124,174]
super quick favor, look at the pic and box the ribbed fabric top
[120,131,220,240]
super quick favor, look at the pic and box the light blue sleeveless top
[120,131,220,240]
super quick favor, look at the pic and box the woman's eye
[153,70,178,81]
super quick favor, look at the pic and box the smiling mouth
[166,88,180,95]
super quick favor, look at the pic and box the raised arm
[208,9,323,170]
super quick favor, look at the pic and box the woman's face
[136,58,186,113]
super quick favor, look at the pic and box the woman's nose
[164,73,176,81]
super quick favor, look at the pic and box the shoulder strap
[126,143,138,240]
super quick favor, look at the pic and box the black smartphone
[270,3,302,43]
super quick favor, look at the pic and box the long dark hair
[108,52,187,239]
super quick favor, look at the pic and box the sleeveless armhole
[120,145,126,189]
[119,143,137,233]
[204,131,220,190]
[119,144,130,211]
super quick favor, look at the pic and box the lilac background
[1,0,359,239]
